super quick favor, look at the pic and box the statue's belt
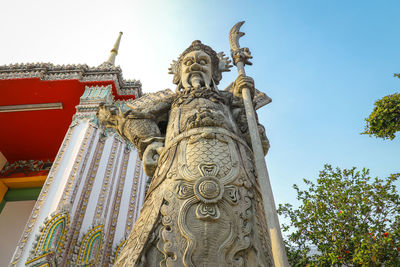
[162,127,251,153]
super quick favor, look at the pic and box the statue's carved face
[180,50,212,89]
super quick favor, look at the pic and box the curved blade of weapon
[229,21,245,51]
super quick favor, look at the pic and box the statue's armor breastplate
[166,96,237,145]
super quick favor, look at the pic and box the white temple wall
[50,122,90,212]
[11,85,149,267]
[79,135,115,234]
[69,128,99,217]
[114,147,139,241]
[10,123,77,266]
[12,121,91,266]
[134,165,146,218]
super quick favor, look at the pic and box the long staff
[229,21,289,267]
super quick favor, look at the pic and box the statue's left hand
[232,75,255,99]
[142,141,164,177]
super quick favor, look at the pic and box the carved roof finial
[106,32,123,65]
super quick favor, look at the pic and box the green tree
[278,165,400,266]
[362,75,400,140]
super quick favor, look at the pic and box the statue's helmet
[169,40,231,86]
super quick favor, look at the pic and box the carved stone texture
[99,40,273,266]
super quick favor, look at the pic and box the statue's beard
[187,72,209,89]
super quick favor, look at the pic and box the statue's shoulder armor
[126,88,175,111]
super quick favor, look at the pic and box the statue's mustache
[186,69,204,74]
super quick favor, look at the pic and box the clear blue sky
[1,0,399,222]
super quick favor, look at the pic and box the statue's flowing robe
[114,88,273,267]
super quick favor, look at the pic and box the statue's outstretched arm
[98,103,163,153]
[97,91,174,177]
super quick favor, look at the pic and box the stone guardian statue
[99,37,274,266]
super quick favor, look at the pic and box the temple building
[0,33,149,266]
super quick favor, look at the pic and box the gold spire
[106,32,123,65]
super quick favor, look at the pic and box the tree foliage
[278,165,400,266]
[363,74,400,140]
